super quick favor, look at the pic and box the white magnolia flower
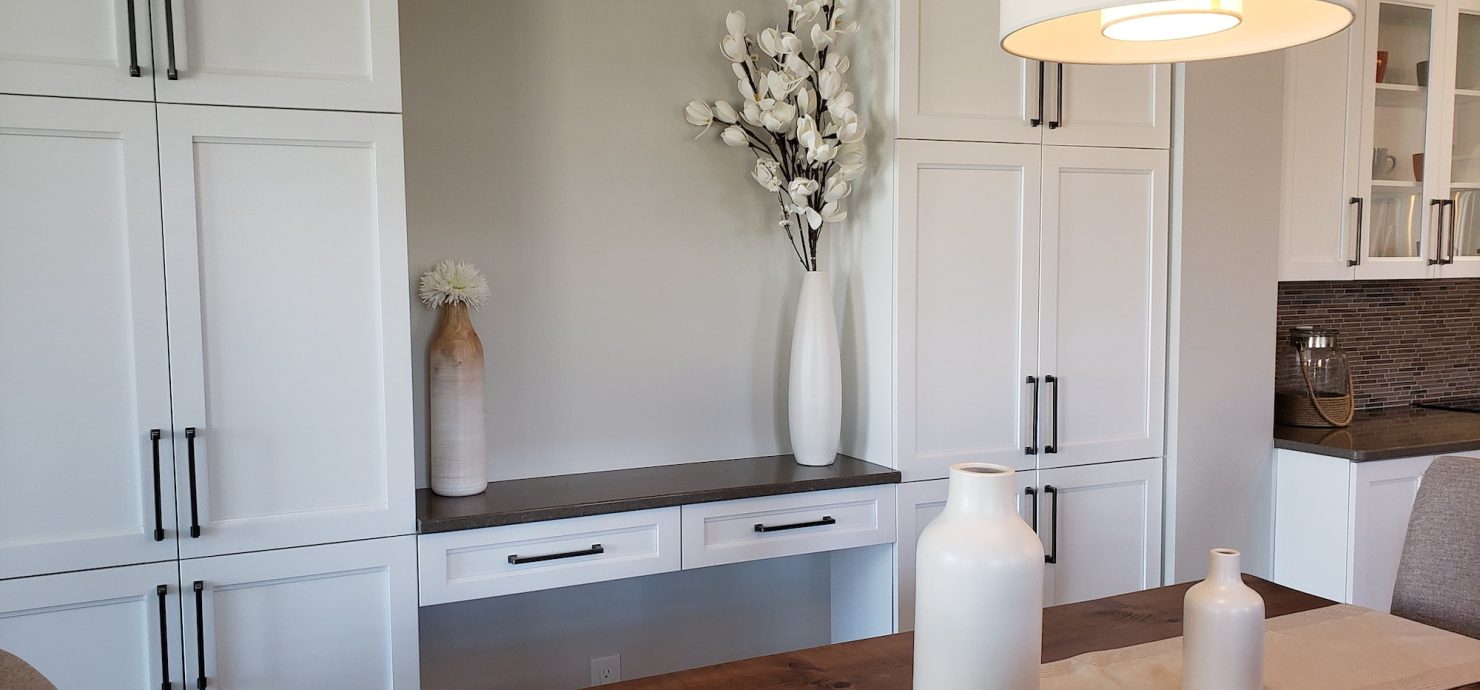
[684,100,714,128]
[763,101,797,132]
[765,71,799,100]
[817,69,843,100]
[418,260,490,310]
[796,88,815,117]
[827,90,855,116]
[758,27,784,57]
[834,111,865,144]
[781,33,803,55]
[788,0,823,23]
[784,52,812,77]
[721,34,747,63]
[752,158,783,192]
[825,53,850,74]
[823,176,851,203]
[726,11,747,38]
[713,101,739,124]
[810,23,835,50]
[739,78,775,110]
[787,177,819,207]
[834,146,865,181]
[741,101,766,127]
[820,202,847,224]
[720,125,749,147]
[804,206,824,229]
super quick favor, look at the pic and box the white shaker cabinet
[180,537,420,690]
[0,562,184,690]
[1039,458,1163,605]
[0,0,157,101]
[157,104,415,559]
[0,95,179,579]
[148,0,403,112]
[898,0,1170,148]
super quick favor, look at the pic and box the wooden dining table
[611,575,1480,689]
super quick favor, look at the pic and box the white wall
[1166,54,1285,582]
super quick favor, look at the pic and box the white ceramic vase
[788,271,841,467]
[428,303,488,497]
[914,463,1044,690]
[1182,548,1265,690]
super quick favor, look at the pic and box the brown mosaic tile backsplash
[1276,279,1480,411]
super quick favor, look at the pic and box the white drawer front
[681,486,897,569]
[417,508,680,605]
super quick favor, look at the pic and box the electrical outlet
[590,655,621,686]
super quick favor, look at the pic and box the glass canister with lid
[1276,326,1355,428]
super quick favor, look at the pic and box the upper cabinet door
[897,140,1042,482]
[1042,63,1172,150]
[149,0,402,112]
[899,0,1043,144]
[1355,0,1448,279]
[1437,0,1480,276]
[1038,146,1168,470]
[0,95,179,579]
[157,104,414,559]
[0,0,156,100]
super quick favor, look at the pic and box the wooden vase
[429,302,488,496]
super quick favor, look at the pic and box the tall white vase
[428,303,488,497]
[789,271,841,467]
[1182,548,1265,690]
[914,463,1044,690]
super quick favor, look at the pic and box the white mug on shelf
[1373,147,1398,179]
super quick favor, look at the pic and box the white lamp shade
[1001,0,1357,64]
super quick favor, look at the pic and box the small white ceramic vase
[428,303,488,496]
[914,463,1044,690]
[788,271,841,467]
[1182,548,1265,690]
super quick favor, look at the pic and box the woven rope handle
[1298,355,1355,427]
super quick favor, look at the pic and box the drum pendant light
[1001,0,1357,64]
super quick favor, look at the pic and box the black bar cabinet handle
[1025,376,1040,455]
[125,0,142,77]
[1024,486,1038,532]
[156,585,171,690]
[1044,375,1060,454]
[192,581,206,690]
[508,544,604,565]
[150,429,165,541]
[1429,199,1446,265]
[1048,63,1064,129]
[754,516,836,533]
[1030,61,1045,127]
[1044,485,1059,564]
[185,427,201,538]
[164,0,179,80]
[1445,199,1458,264]
[1348,197,1364,267]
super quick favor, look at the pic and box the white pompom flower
[419,260,491,310]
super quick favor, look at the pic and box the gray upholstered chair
[1390,455,1480,639]
[0,650,56,690]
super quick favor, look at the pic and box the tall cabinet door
[897,140,1041,482]
[1042,64,1172,150]
[180,538,419,690]
[1438,0,1480,276]
[158,104,414,559]
[1040,458,1163,606]
[0,562,184,689]
[899,0,1043,143]
[0,0,156,100]
[149,0,402,112]
[0,95,179,579]
[1038,146,1168,470]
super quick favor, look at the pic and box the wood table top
[611,575,1480,689]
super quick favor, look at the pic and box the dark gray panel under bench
[416,454,901,534]
[1275,406,1480,461]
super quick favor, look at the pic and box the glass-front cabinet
[1443,0,1480,274]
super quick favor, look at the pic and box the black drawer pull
[192,580,206,689]
[150,429,165,541]
[185,427,201,538]
[1025,486,1038,532]
[164,0,179,80]
[508,544,604,565]
[1044,485,1060,564]
[754,516,836,533]
[125,0,142,77]
[1025,376,1040,455]
[156,584,171,690]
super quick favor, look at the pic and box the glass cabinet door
[1444,1,1480,274]
[1357,0,1447,278]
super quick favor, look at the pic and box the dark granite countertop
[1274,406,1480,461]
[416,454,901,534]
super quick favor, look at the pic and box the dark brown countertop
[1275,406,1480,461]
[416,454,901,534]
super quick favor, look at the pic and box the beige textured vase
[429,303,488,496]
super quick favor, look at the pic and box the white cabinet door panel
[1043,64,1172,149]
[1039,147,1168,469]
[0,0,156,100]
[1350,455,1435,611]
[158,104,413,558]
[1040,458,1162,605]
[0,562,183,690]
[180,537,419,690]
[0,95,178,579]
[150,0,401,112]
[898,140,1041,481]
[899,0,1041,143]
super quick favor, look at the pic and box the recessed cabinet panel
[900,0,1038,143]
[150,0,401,111]
[1039,147,1168,469]
[898,140,1041,481]
[159,104,413,558]
[1043,64,1172,150]
[0,0,157,100]
[1040,458,1162,605]
[0,95,178,579]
